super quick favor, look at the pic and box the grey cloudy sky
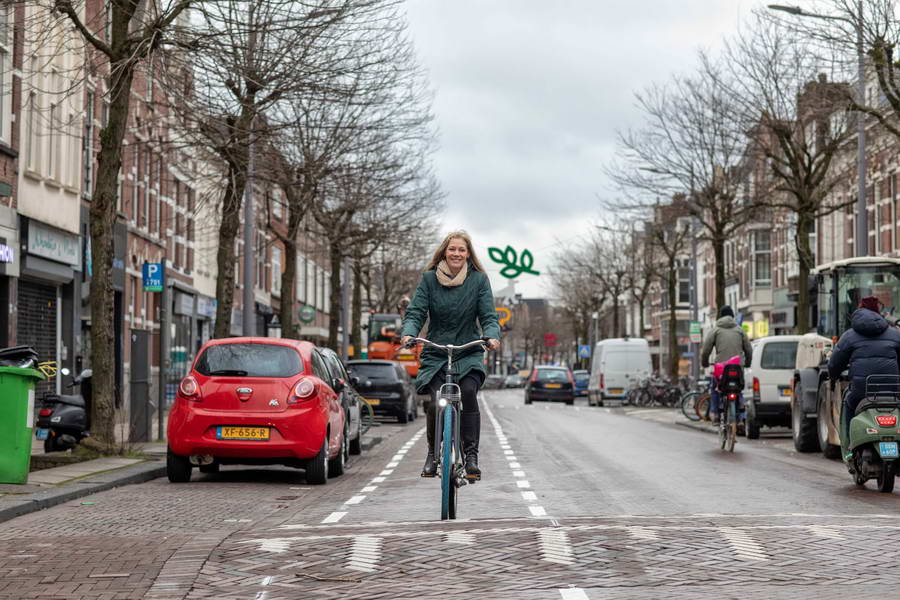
[404,0,754,297]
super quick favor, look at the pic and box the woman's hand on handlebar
[401,336,414,348]
[486,338,500,351]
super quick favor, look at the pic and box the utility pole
[340,259,350,361]
[855,0,867,256]
[158,277,167,440]
[242,124,255,337]
[690,217,699,382]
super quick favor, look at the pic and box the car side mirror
[332,378,345,393]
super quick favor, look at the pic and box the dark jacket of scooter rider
[828,296,900,440]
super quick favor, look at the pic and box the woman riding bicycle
[400,231,501,480]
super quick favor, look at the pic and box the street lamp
[768,2,868,256]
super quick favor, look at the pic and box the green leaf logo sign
[487,246,540,279]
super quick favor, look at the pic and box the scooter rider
[700,305,753,421]
[827,296,900,460]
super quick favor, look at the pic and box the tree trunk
[668,262,679,380]
[213,159,246,339]
[327,241,343,349]
[637,295,645,337]
[89,61,136,446]
[713,233,726,311]
[280,236,297,339]
[796,212,813,334]
[352,260,363,357]
[612,290,620,338]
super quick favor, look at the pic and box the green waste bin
[0,366,46,484]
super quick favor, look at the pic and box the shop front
[0,204,18,347]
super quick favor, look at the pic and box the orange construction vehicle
[366,312,421,377]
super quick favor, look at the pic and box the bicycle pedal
[465,473,481,482]
[420,472,436,478]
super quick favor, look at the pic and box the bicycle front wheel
[440,404,456,520]
[681,392,701,422]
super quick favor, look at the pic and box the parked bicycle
[405,336,489,520]
[636,375,682,407]
[680,376,711,422]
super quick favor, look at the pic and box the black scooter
[35,368,92,452]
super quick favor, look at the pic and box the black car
[347,360,417,423]
[525,366,575,405]
[319,347,364,455]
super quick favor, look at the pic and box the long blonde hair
[425,230,487,272]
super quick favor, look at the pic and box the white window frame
[83,89,94,198]
[0,6,11,146]
[272,246,281,297]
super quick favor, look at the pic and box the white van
[587,337,652,406]
[742,335,804,439]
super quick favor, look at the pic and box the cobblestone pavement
[3,390,900,599]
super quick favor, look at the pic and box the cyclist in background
[401,231,501,480]
[700,305,753,422]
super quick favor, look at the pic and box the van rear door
[602,349,649,394]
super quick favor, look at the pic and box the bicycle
[716,364,744,453]
[680,376,711,422]
[406,336,488,520]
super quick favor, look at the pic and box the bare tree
[41,0,193,445]
[719,14,855,332]
[608,64,756,311]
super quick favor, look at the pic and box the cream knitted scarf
[436,259,468,287]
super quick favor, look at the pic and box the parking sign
[142,262,164,292]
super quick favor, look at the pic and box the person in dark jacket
[828,296,900,450]
[401,231,501,480]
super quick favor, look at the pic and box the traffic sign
[689,321,702,344]
[578,344,591,358]
[543,333,557,347]
[299,305,316,324]
[142,262,163,292]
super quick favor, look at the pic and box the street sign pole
[690,218,699,382]
[158,280,167,440]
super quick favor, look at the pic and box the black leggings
[424,371,481,452]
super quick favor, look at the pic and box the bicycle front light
[438,398,448,408]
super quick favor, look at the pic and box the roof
[812,256,900,274]
[202,337,311,350]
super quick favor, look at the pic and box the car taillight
[39,408,53,417]
[289,378,316,405]
[530,370,538,383]
[600,373,605,390]
[179,375,200,400]
[876,415,897,427]
[752,378,760,393]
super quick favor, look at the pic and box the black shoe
[465,452,481,481]
[421,452,437,477]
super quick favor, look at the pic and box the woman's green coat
[401,266,501,394]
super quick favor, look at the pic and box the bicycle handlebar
[406,337,490,352]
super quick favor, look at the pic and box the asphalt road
[3,388,900,599]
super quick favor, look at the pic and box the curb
[675,420,718,435]
[0,459,166,525]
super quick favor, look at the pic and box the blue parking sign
[142,262,164,292]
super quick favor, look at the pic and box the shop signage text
[28,221,80,267]
[0,243,12,264]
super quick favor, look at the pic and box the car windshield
[760,342,798,370]
[348,363,396,379]
[536,369,569,382]
[830,265,900,334]
[195,344,303,378]
[574,372,590,383]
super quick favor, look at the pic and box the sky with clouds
[403,0,756,298]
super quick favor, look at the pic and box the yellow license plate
[545,383,562,389]
[609,388,624,394]
[781,387,793,396]
[217,426,269,440]
[365,398,380,406]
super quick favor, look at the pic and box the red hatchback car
[166,338,348,484]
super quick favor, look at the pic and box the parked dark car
[525,366,575,405]
[346,360,417,423]
[504,374,526,388]
[483,374,506,390]
[573,369,590,397]
[319,348,364,455]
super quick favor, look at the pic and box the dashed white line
[361,486,377,493]
[512,470,525,478]
[386,462,399,468]
[371,477,386,483]
[261,576,274,585]
[529,506,547,517]
[379,470,394,476]
[559,588,589,600]
[517,480,531,489]
[321,512,347,524]
[345,496,366,505]
[521,491,538,501]
[509,462,521,469]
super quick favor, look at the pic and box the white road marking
[371,477,386,483]
[391,454,404,461]
[379,470,394,476]
[346,536,382,573]
[627,526,659,541]
[521,491,538,501]
[361,486,377,493]
[509,462,521,469]
[345,496,366,505]
[261,576,274,585]
[720,527,769,561]
[517,480,531,489]
[386,462,399,468]
[512,470,525,478]
[321,512,347,524]
[807,525,845,540]
[259,539,292,553]
[503,449,514,455]
[559,588,589,600]
[445,532,475,545]
[538,529,574,565]
[506,456,517,462]
[529,506,547,517]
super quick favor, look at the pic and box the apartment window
[0,8,10,144]
[298,256,307,303]
[678,261,690,305]
[105,0,112,42]
[257,232,266,289]
[273,189,282,220]
[26,91,39,171]
[752,230,772,288]
[83,91,94,197]
[48,102,59,179]
[69,114,80,188]
[272,246,281,296]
